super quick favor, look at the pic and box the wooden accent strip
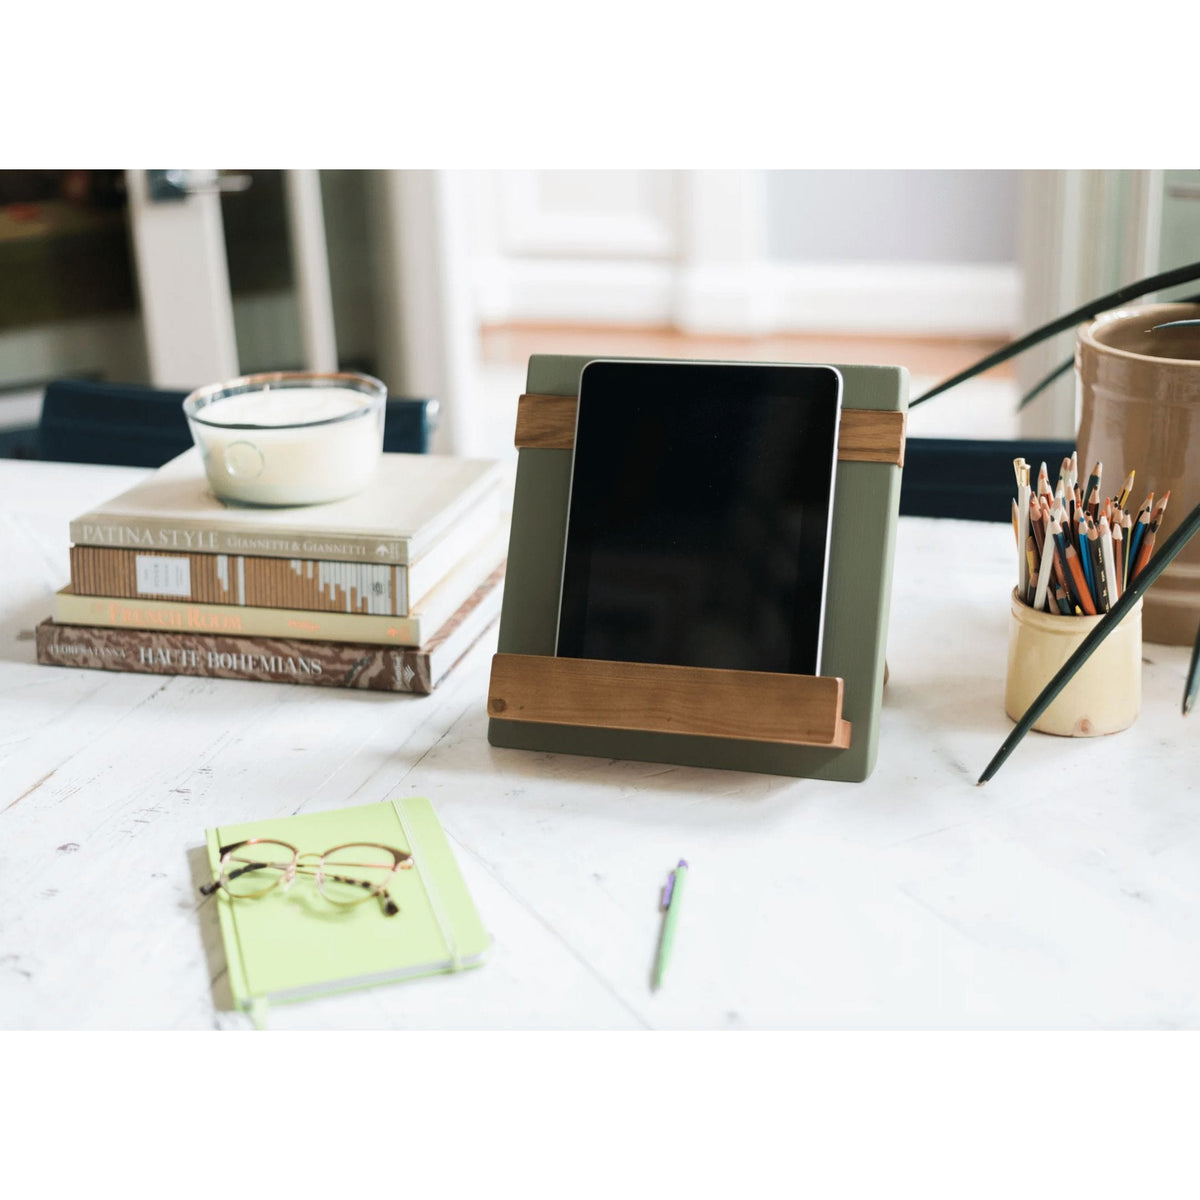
[488,653,852,749]
[837,408,907,468]
[515,393,905,465]
[514,393,578,449]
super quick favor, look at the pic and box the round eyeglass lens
[319,844,397,906]
[222,840,295,898]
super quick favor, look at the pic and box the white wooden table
[2,458,1198,1030]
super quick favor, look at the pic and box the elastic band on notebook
[249,996,269,1031]
[392,798,462,970]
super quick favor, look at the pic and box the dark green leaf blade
[1184,619,1200,716]
[1151,319,1200,331]
[911,263,1200,410]
[1016,357,1073,412]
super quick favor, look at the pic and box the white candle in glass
[188,385,384,506]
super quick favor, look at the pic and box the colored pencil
[1048,515,1072,602]
[1078,511,1095,602]
[1033,515,1057,611]
[1088,518,1110,612]
[1099,515,1118,608]
[1015,461,1030,599]
[1117,469,1135,510]
[1030,497,1047,560]
[1085,461,1102,517]
[1128,493,1153,568]
[1132,515,1160,582]
[1063,544,1097,615]
[1111,519,1123,600]
[1121,512,1134,591]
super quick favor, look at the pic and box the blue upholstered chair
[899,437,1075,522]
[27,379,436,466]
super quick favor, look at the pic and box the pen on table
[652,859,688,991]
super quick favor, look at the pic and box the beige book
[68,447,508,566]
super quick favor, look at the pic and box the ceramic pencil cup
[1004,589,1143,737]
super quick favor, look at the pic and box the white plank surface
[1,460,1197,1030]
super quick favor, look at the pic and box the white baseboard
[476,258,1021,337]
[764,263,1021,337]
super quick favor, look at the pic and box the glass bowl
[183,370,387,506]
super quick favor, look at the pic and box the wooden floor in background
[480,323,1014,382]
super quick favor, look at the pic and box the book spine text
[36,622,434,693]
[69,520,411,565]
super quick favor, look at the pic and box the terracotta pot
[1076,303,1200,645]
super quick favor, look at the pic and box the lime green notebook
[204,797,489,1015]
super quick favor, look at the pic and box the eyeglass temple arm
[198,859,273,896]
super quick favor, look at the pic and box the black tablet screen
[556,360,842,676]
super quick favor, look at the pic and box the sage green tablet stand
[487,355,908,782]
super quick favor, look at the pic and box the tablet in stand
[487,355,907,782]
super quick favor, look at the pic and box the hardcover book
[54,523,508,647]
[68,447,508,566]
[202,797,489,1017]
[37,565,504,694]
[68,514,501,617]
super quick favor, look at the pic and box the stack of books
[37,448,510,695]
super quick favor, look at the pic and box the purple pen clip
[661,859,688,909]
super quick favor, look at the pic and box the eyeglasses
[199,838,413,916]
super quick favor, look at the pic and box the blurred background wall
[1,168,1195,460]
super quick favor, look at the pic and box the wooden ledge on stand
[488,653,852,750]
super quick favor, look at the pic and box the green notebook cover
[487,354,907,782]
[204,797,489,1013]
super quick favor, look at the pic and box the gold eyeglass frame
[199,837,413,916]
